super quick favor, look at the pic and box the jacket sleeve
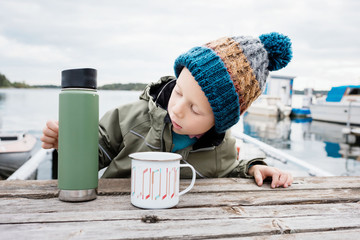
[226,141,267,178]
[98,108,124,170]
[227,158,267,178]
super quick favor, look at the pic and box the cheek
[192,116,214,131]
[203,116,215,130]
[204,118,215,129]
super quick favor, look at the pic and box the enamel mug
[129,152,196,209]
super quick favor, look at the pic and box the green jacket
[98,76,265,179]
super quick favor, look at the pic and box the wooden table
[1,177,360,239]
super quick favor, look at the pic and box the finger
[282,172,293,188]
[42,142,54,149]
[287,174,294,187]
[40,135,58,144]
[46,120,59,133]
[43,127,58,138]
[254,170,263,186]
[271,172,280,188]
[279,173,288,187]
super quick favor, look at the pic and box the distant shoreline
[0,83,148,91]
[0,86,328,94]
[1,72,148,90]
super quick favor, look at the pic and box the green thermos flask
[58,68,99,202]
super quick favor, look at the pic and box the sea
[1,88,359,179]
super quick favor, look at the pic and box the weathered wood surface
[1,177,360,239]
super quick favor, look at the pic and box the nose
[172,99,185,118]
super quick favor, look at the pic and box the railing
[7,133,334,180]
[232,132,334,177]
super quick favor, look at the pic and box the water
[241,112,360,176]
[0,89,142,131]
[1,89,359,178]
[0,88,142,179]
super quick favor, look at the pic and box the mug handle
[179,164,196,196]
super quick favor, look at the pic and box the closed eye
[191,105,200,115]
[174,87,182,96]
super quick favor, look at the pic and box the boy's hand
[41,120,59,150]
[248,165,293,188]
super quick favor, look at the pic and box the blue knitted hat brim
[174,46,240,133]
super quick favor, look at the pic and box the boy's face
[168,68,215,135]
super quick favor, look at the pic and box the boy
[42,32,293,188]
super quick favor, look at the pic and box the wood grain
[1,177,359,239]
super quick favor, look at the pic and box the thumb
[254,170,263,186]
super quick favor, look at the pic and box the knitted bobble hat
[174,32,292,133]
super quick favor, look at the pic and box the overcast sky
[0,0,359,90]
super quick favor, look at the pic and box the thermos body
[58,90,99,190]
[58,68,99,202]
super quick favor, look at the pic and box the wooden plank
[1,177,360,198]
[1,202,359,224]
[1,187,360,214]
[181,188,360,207]
[223,229,360,240]
[1,215,360,239]
[0,180,58,198]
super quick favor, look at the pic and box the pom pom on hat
[259,32,292,71]
[174,32,292,133]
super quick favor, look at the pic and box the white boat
[246,75,295,118]
[246,96,292,117]
[310,85,360,125]
[0,132,38,180]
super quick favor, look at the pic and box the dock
[1,177,360,239]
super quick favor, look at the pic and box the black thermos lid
[61,68,97,89]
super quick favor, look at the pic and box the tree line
[0,72,31,88]
[0,72,147,90]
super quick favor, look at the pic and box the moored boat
[0,132,38,180]
[246,95,292,117]
[310,85,360,125]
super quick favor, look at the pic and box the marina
[1,88,360,179]
[1,87,360,240]
[241,114,360,176]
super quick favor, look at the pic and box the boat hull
[247,105,279,116]
[0,133,38,180]
[0,152,36,179]
[310,103,360,125]
[246,96,292,117]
